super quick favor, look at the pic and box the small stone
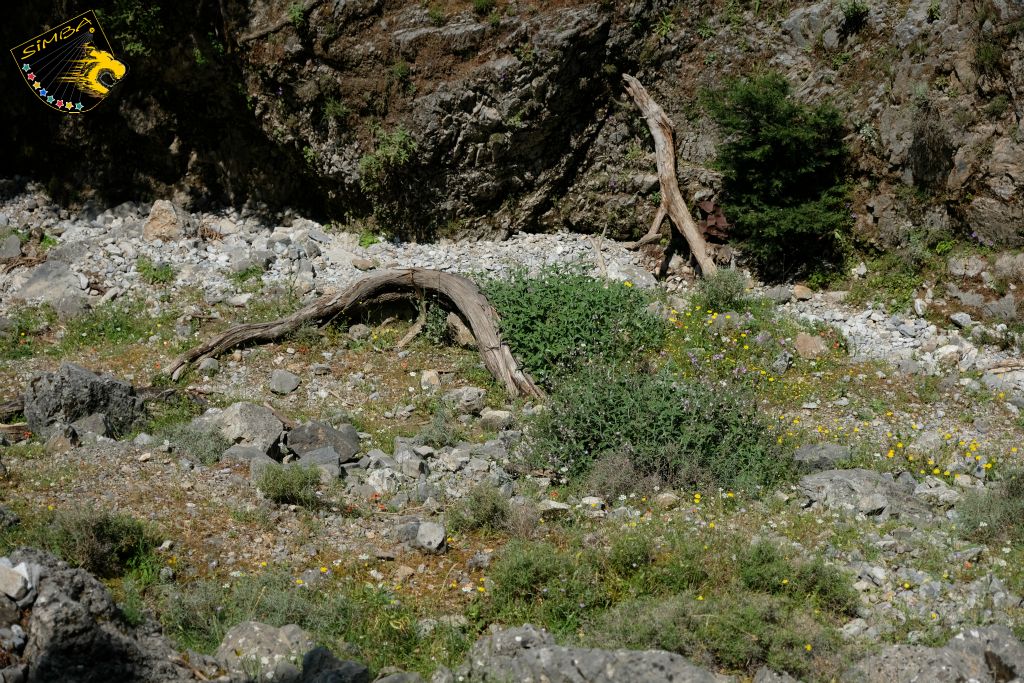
[269,369,300,395]
[421,369,441,392]
[792,284,813,300]
[653,492,680,509]
[198,357,220,375]
[950,312,973,328]
[479,408,513,431]
[415,522,447,554]
[537,499,571,517]
[794,332,827,359]
[763,285,792,304]
[351,258,377,271]
[0,565,28,601]
[349,324,372,341]
[0,235,21,260]
[394,565,416,583]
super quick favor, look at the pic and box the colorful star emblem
[46,96,54,103]
[26,73,35,81]
[74,102,83,110]
[32,81,41,89]
[64,101,73,109]
[39,89,47,96]
[56,100,63,107]
[21,64,30,71]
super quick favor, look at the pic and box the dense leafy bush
[483,268,665,388]
[8,507,159,579]
[529,363,793,490]
[255,464,321,507]
[447,484,512,533]
[706,72,851,281]
[692,268,750,312]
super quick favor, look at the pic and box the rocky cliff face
[1,0,1021,247]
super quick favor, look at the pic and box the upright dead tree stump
[623,74,718,278]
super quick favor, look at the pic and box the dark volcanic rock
[23,363,145,440]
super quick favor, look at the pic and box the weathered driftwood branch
[0,397,24,425]
[169,268,544,399]
[622,74,717,277]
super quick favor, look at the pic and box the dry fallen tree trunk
[169,268,544,399]
[622,74,717,278]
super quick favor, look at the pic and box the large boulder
[23,363,145,439]
[286,421,360,462]
[215,621,315,683]
[453,624,729,682]
[197,402,284,455]
[3,548,202,682]
[797,469,929,521]
[142,200,193,242]
[840,626,1024,682]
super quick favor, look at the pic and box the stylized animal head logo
[10,10,129,114]
[60,46,127,97]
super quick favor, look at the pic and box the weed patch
[530,363,792,491]
[256,464,321,507]
[482,267,665,388]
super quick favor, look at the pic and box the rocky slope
[1,0,1022,247]
[1,185,1023,680]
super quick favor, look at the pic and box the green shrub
[13,507,159,579]
[448,484,511,533]
[609,533,656,576]
[739,540,794,593]
[0,306,54,360]
[692,268,749,312]
[706,72,851,281]
[958,468,1024,544]
[162,569,469,673]
[101,0,163,56]
[472,0,496,16]
[137,256,176,285]
[256,464,321,507]
[976,38,1004,74]
[481,540,604,634]
[157,422,232,465]
[427,6,446,26]
[323,98,351,122]
[586,594,841,678]
[839,0,869,33]
[422,301,450,346]
[359,127,417,196]
[482,268,665,388]
[793,557,860,616]
[530,363,793,490]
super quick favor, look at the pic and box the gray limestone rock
[270,369,301,395]
[455,624,727,682]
